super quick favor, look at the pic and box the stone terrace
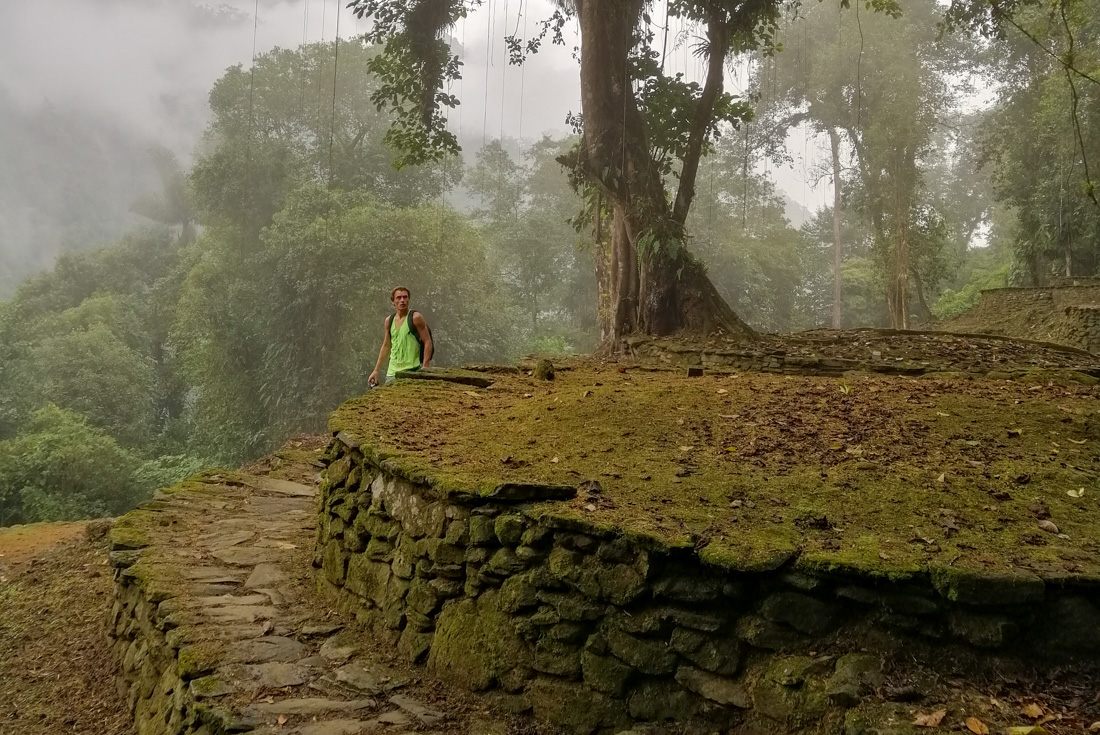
[108,456,509,735]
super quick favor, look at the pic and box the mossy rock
[428,590,532,691]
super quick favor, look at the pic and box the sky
[0,0,824,245]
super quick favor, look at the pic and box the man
[368,286,433,387]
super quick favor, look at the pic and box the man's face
[392,290,410,312]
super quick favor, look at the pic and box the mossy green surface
[330,362,1100,582]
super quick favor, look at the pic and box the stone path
[109,455,517,735]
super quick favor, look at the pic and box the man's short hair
[391,286,410,301]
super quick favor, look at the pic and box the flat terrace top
[332,360,1100,582]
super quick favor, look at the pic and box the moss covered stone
[428,591,531,691]
[526,676,629,734]
[605,628,678,675]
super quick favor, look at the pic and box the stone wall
[109,520,199,735]
[948,285,1100,353]
[316,433,1100,734]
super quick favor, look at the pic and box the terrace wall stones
[316,432,1100,734]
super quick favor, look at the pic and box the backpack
[385,311,434,365]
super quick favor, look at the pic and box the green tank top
[387,313,421,377]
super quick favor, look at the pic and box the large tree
[350,0,853,343]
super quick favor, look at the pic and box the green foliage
[687,136,813,332]
[974,0,1100,282]
[467,139,598,350]
[190,42,459,235]
[933,256,1012,320]
[0,405,142,526]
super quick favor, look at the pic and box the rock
[320,631,362,664]
[533,639,583,677]
[627,679,699,721]
[736,615,806,650]
[189,675,233,698]
[652,572,723,602]
[670,627,742,675]
[581,650,633,696]
[224,636,308,664]
[397,627,433,663]
[489,548,527,575]
[929,566,1044,606]
[295,721,371,735]
[1037,596,1100,653]
[537,590,607,621]
[301,621,343,637]
[246,698,376,716]
[323,541,348,586]
[389,694,447,725]
[469,515,497,545]
[428,591,531,691]
[334,663,386,694]
[826,654,884,707]
[534,359,555,380]
[675,665,751,707]
[948,611,1018,648]
[759,592,839,635]
[85,518,114,541]
[606,628,678,675]
[494,515,526,545]
[500,575,540,613]
[244,563,287,589]
[373,710,413,726]
[526,677,629,734]
[753,676,829,729]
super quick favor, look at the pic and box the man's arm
[368,317,392,386]
[412,312,433,368]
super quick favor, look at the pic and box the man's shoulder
[410,310,428,325]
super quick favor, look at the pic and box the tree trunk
[886,191,910,330]
[576,0,755,346]
[829,128,843,329]
[593,192,614,342]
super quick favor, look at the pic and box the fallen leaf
[1089,722,1100,732]
[584,503,596,512]
[677,418,685,425]
[936,411,950,417]
[936,472,946,483]
[717,388,728,394]
[1021,703,1044,719]
[725,447,737,452]
[1007,727,1050,735]
[1038,520,1060,534]
[679,446,694,452]
[1007,428,1022,438]
[966,716,989,734]
[1070,439,1087,444]
[523,393,533,398]
[1067,488,1086,498]
[582,390,592,397]
[550,457,560,463]
[464,391,480,397]
[913,709,946,727]
[277,714,288,726]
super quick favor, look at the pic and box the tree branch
[673,16,729,226]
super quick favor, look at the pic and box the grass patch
[332,361,1100,581]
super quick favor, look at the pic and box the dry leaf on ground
[965,716,989,734]
[913,709,947,727]
[1021,703,1044,719]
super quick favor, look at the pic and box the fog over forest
[0,0,820,296]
